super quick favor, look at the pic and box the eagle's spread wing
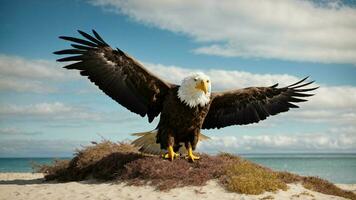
[202,77,318,129]
[54,30,173,122]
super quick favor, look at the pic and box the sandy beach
[0,173,354,200]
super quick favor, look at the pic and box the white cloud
[145,62,299,90]
[304,86,356,109]
[0,102,139,124]
[0,139,88,157]
[198,127,356,153]
[0,102,72,115]
[0,127,42,136]
[0,54,73,80]
[0,77,56,93]
[91,0,356,64]
[0,102,102,121]
[0,54,77,93]
[290,109,356,125]
[288,86,356,124]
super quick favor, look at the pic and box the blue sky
[0,0,355,157]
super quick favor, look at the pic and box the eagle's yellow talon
[162,146,178,161]
[162,152,179,159]
[185,146,200,162]
[186,154,200,162]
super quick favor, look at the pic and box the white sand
[0,173,354,200]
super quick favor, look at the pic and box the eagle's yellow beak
[195,80,209,94]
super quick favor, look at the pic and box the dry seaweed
[302,176,356,200]
[35,141,356,199]
[121,154,233,190]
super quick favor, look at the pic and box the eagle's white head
[178,72,211,108]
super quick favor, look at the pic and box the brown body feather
[55,30,318,153]
[157,87,211,150]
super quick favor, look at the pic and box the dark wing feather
[202,78,318,129]
[54,30,173,122]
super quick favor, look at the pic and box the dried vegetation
[34,141,356,199]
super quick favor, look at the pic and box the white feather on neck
[177,76,211,108]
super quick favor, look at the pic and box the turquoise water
[0,154,355,183]
[243,153,356,184]
[0,157,70,172]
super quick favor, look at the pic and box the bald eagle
[55,30,318,161]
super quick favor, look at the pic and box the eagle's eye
[194,78,198,81]
[206,80,210,83]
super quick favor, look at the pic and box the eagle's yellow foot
[162,146,179,161]
[185,147,200,162]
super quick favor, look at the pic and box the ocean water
[0,154,355,184]
[243,153,356,184]
[0,158,70,173]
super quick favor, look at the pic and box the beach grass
[34,141,356,199]
[221,154,287,194]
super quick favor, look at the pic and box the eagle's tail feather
[131,130,210,155]
[131,130,163,155]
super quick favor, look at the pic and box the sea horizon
[1,152,356,158]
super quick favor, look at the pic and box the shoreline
[0,173,355,200]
